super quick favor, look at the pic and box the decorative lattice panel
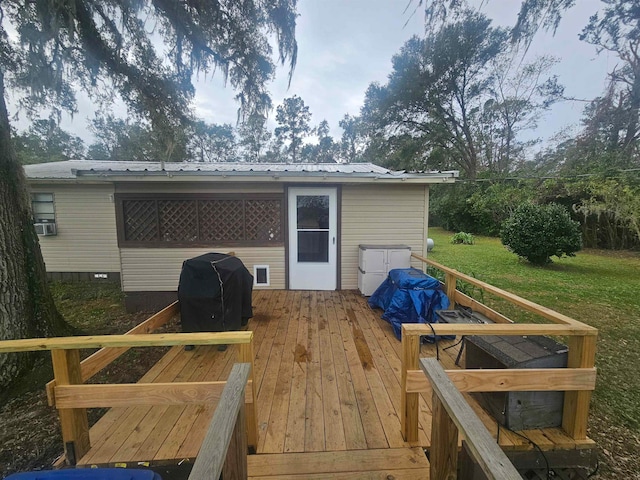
[199,200,245,241]
[121,195,284,245]
[245,199,282,242]
[123,200,158,241]
[158,200,198,242]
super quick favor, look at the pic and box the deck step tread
[249,471,428,480]
[247,447,429,478]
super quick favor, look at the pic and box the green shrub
[450,232,475,245]
[501,203,582,265]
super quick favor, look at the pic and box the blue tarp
[368,268,451,340]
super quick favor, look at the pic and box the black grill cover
[178,253,253,333]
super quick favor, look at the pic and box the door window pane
[297,195,329,230]
[298,231,329,262]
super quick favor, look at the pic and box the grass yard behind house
[426,227,640,477]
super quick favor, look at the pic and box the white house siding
[30,184,120,273]
[120,247,285,292]
[341,184,427,289]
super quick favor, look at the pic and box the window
[32,193,56,223]
[117,194,284,247]
[296,195,330,262]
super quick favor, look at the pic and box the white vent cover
[253,265,270,286]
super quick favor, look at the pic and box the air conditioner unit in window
[35,223,57,236]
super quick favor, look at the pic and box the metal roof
[24,160,458,184]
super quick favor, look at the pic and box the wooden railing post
[562,335,597,440]
[238,336,258,451]
[430,393,459,480]
[422,358,522,480]
[401,331,421,442]
[223,402,248,480]
[445,272,456,309]
[189,363,250,480]
[50,349,90,465]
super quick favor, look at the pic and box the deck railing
[421,357,522,480]
[44,301,181,404]
[401,253,598,446]
[188,363,250,480]
[0,301,258,466]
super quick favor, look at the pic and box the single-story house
[24,161,458,311]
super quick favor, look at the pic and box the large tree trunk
[0,71,69,389]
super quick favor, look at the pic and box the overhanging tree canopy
[0,0,298,389]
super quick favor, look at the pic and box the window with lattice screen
[117,195,283,246]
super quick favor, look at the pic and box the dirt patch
[0,346,172,477]
[0,389,61,474]
[0,282,179,478]
[588,411,640,479]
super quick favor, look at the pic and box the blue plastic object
[4,469,162,480]
[368,268,451,341]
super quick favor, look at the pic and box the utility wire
[453,167,640,183]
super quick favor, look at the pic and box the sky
[16,0,615,153]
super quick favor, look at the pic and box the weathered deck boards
[76,290,593,468]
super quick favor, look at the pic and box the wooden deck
[75,290,594,476]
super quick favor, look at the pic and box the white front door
[288,187,337,290]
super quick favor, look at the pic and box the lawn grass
[426,227,640,434]
[49,281,135,334]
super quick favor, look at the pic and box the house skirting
[47,272,121,283]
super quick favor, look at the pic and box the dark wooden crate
[465,335,568,431]
[459,440,597,480]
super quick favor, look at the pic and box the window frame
[31,192,56,223]
[115,193,285,248]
